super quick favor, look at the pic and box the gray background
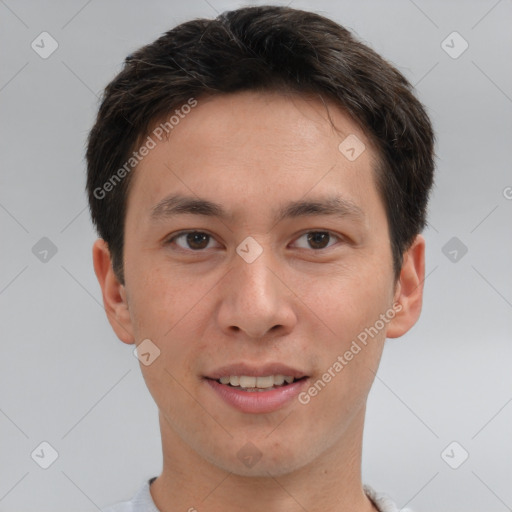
[1,0,511,511]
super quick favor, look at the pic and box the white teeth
[256,376,274,388]
[239,376,256,388]
[217,375,296,389]
[273,375,285,385]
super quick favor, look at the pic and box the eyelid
[290,230,344,249]
[166,229,221,250]
[165,229,345,252]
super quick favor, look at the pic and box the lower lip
[205,378,309,414]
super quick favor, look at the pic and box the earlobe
[92,239,135,345]
[386,235,426,339]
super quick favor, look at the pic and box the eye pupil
[307,232,330,249]
[187,232,209,249]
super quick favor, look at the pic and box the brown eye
[293,231,340,250]
[307,232,330,249]
[186,232,210,249]
[170,231,215,251]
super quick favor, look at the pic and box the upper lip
[205,363,308,380]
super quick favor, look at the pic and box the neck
[150,405,378,512]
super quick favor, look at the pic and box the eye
[167,231,219,251]
[292,231,342,250]
[166,230,343,253]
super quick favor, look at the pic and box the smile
[205,376,309,413]
[217,375,300,391]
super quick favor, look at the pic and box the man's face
[111,91,404,476]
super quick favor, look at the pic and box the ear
[92,238,135,345]
[386,234,425,338]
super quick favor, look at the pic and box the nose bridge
[234,240,277,306]
[217,237,294,338]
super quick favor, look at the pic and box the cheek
[125,262,193,337]
[308,268,394,340]
[302,288,389,419]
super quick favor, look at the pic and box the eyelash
[165,230,344,252]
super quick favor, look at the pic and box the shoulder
[364,484,415,512]
[101,478,160,512]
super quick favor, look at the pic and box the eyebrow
[150,193,365,224]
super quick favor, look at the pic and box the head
[88,6,434,477]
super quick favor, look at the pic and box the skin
[93,91,425,512]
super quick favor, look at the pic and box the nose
[216,246,297,340]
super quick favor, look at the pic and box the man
[87,5,434,511]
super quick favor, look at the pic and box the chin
[204,438,312,478]
[218,457,306,478]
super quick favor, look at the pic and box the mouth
[203,364,310,413]
[204,363,310,413]
[207,374,308,392]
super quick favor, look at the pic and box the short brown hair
[86,5,435,283]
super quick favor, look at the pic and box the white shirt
[101,478,414,512]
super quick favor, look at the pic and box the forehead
[127,91,382,222]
